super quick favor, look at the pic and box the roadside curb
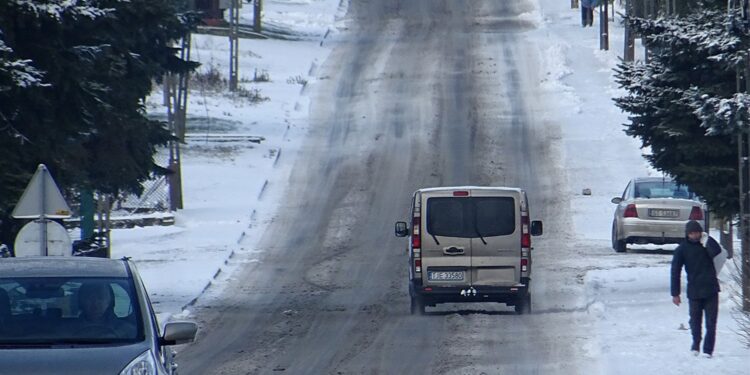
[180,249,236,311]
[274,148,282,166]
[258,180,269,199]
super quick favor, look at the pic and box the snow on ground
[241,0,349,39]
[584,267,747,373]
[106,0,749,369]
[532,0,654,242]
[111,0,348,318]
[532,0,749,369]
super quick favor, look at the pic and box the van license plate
[428,271,464,281]
[649,209,680,218]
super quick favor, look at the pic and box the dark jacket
[671,238,720,299]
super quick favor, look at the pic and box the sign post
[11,164,72,256]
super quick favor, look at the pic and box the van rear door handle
[443,246,465,256]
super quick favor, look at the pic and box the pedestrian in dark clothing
[580,0,595,27]
[671,220,721,358]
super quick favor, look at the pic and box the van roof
[417,186,524,194]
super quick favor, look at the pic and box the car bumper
[621,218,688,244]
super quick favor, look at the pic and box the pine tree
[615,4,750,218]
[0,0,198,245]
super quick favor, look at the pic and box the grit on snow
[105,0,749,372]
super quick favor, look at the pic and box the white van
[395,186,543,314]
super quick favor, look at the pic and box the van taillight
[689,206,704,220]
[412,215,421,275]
[521,258,529,272]
[624,204,638,218]
[521,215,530,248]
[453,191,469,196]
[411,216,421,249]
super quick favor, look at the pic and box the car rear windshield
[635,181,696,199]
[426,197,516,238]
[0,277,144,346]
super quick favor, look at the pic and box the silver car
[611,177,708,252]
[0,257,197,375]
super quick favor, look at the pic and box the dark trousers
[688,294,719,354]
[581,6,593,26]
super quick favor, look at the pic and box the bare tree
[727,256,750,347]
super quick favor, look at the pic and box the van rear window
[426,197,515,238]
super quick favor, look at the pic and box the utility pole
[165,33,191,210]
[229,0,240,91]
[736,0,750,312]
[624,0,635,61]
[254,0,263,33]
[739,117,750,312]
[599,1,609,50]
[743,0,750,313]
[644,0,657,63]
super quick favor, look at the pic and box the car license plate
[428,271,464,281]
[649,208,680,218]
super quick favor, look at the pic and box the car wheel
[614,239,627,253]
[410,296,425,315]
[514,293,531,315]
[612,223,627,253]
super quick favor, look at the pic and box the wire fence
[111,150,172,217]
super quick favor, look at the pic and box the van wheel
[514,294,531,315]
[410,297,425,315]
[612,223,626,253]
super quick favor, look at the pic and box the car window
[634,181,695,199]
[622,181,631,200]
[0,277,144,345]
[111,283,135,318]
[427,197,515,238]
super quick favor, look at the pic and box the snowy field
[106,0,749,371]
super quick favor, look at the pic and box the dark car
[0,257,197,375]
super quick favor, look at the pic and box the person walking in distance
[671,220,721,358]
[580,0,595,27]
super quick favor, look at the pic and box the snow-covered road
[110,0,749,373]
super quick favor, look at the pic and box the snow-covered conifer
[615,5,750,217]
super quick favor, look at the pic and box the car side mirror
[530,221,543,236]
[611,197,622,204]
[395,221,409,237]
[161,321,198,346]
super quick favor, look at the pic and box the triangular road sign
[11,164,71,219]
